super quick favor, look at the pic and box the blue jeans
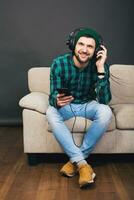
[46,101,112,163]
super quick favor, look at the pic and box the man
[46,28,112,188]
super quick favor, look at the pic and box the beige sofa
[19,64,134,165]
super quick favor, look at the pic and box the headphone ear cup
[66,31,74,50]
[95,36,104,55]
[66,28,83,51]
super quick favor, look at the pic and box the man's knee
[97,104,112,122]
[46,106,52,120]
[46,106,63,123]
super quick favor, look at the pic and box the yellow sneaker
[78,164,96,188]
[60,161,77,177]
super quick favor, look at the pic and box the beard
[74,52,92,64]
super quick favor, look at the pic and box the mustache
[80,52,89,55]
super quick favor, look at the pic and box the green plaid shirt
[49,53,111,108]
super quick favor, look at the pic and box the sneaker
[60,161,77,177]
[78,164,96,188]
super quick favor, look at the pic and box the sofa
[19,64,134,165]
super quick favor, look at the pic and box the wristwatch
[97,72,105,79]
[97,72,105,76]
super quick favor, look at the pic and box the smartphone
[57,88,71,96]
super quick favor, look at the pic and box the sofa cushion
[109,64,134,105]
[19,92,49,114]
[47,113,115,133]
[28,67,50,94]
[111,104,134,129]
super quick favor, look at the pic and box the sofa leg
[27,153,39,166]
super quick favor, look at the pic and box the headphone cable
[69,103,89,148]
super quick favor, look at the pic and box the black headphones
[66,28,83,51]
[66,27,103,54]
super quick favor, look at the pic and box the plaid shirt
[49,53,111,108]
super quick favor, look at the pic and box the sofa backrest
[28,65,134,104]
[109,64,134,105]
[28,67,50,95]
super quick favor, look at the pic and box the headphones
[66,27,104,54]
[66,28,83,51]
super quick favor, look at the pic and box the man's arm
[95,45,112,104]
[49,60,61,108]
[96,63,112,104]
[49,60,74,108]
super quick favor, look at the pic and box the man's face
[74,36,96,65]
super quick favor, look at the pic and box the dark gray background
[0,0,134,125]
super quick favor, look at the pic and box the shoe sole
[60,171,78,177]
[80,172,96,188]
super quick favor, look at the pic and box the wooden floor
[0,127,134,200]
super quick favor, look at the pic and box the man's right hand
[57,93,74,107]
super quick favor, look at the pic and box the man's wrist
[97,64,105,73]
[97,64,105,79]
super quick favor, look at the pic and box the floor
[0,127,134,200]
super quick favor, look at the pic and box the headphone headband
[66,27,103,51]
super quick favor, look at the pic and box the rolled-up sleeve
[49,60,62,108]
[96,64,112,104]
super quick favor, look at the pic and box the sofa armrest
[19,92,49,114]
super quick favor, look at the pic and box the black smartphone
[57,88,71,96]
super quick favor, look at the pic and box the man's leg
[46,104,97,187]
[46,105,84,163]
[78,101,112,159]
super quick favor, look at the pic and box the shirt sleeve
[49,60,62,108]
[96,63,112,104]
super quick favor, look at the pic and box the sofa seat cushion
[19,92,49,114]
[111,104,134,129]
[47,113,115,133]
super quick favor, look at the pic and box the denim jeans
[46,100,112,163]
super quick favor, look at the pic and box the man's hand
[96,45,107,72]
[57,93,74,107]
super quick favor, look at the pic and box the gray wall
[0,0,134,125]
